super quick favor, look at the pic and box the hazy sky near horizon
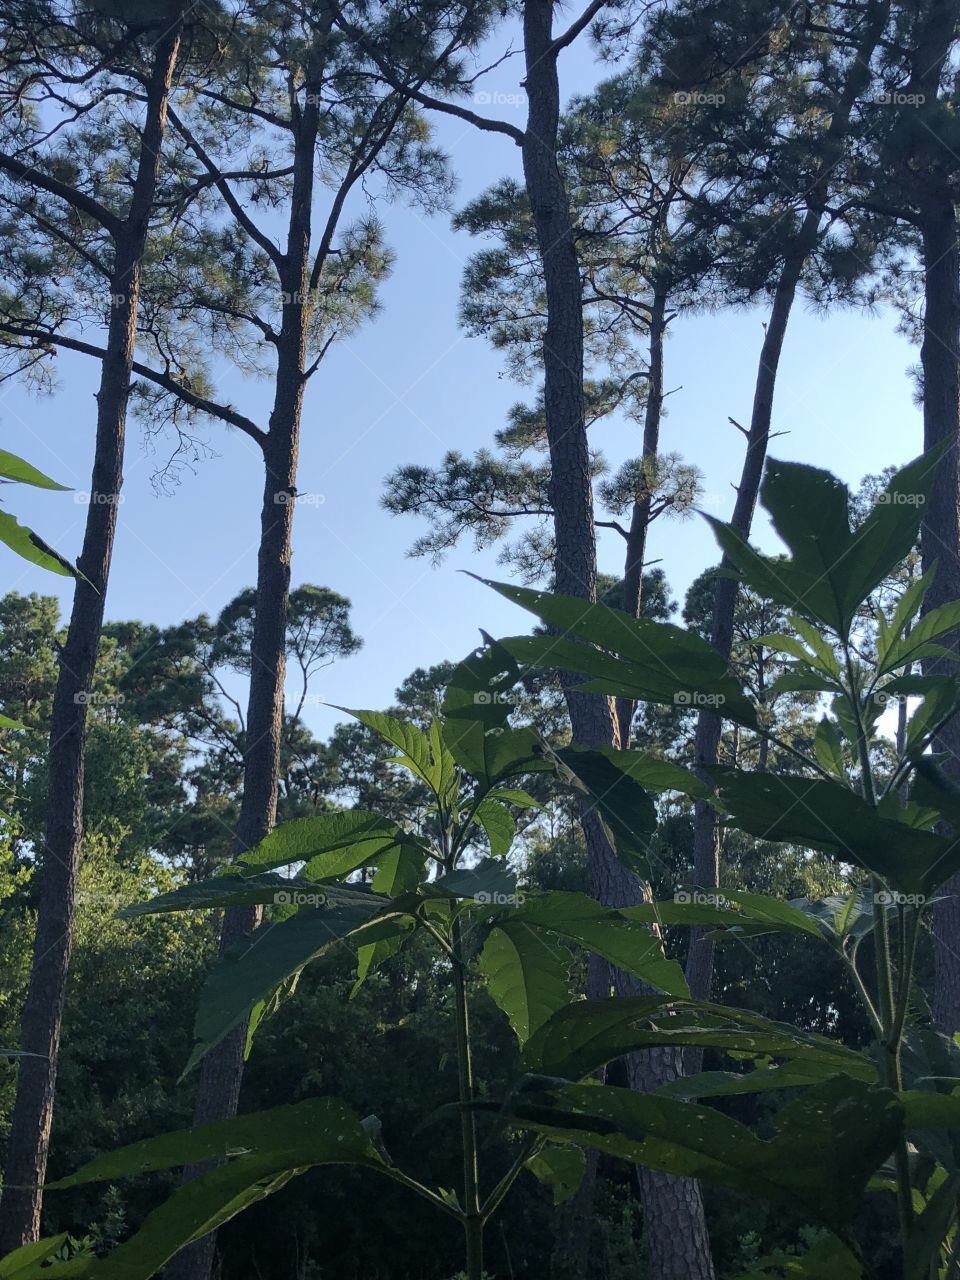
[2,33,924,740]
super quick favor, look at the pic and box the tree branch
[0,322,267,448]
[0,150,122,236]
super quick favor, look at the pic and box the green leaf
[0,449,69,490]
[351,921,414,997]
[182,887,391,1075]
[706,449,940,638]
[0,1236,71,1279]
[711,768,960,896]
[442,634,524,729]
[238,812,403,875]
[371,845,425,896]
[0,511,75,577]
[552,747,656,875]
[47,1100,384,1280]
[880,600,960,674]
[478,922,571,1042]
[876,568,935,672]
[474,798,516,857]
[337,709,454,798]
[521,996,875,1082]
[525,1145,586,1204]
[737,1237,864,1279]
[494,1076,899,1235]
[813,717,846,778]
[121,873,319,917]
[657,1060,847,1100]
[558,746,709,799]
[482,578,757,728]
[624,889,828,944]
[507,892,689,996]
[435,860,518,903]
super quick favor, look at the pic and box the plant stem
[481,1134,542,1223]
[451,913,483,1280]
[844,645,914,1260]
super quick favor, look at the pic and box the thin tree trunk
[521,6,715,1276]
[897,0,960,1035]
[163,87,317,1280]
[683,0,891,1044]
[616,287,667,748]
[0,25,183,1251]
[918,195,960,1030]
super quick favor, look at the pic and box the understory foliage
[4,448,960,1279]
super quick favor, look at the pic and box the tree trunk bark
[521,7,715,1276]
[683,0,891,1046]
[163,88,317,1280]
[0,26,183,1252]
[918,196,960,1031]
[616,288,667,748]
[901,0,960,1036]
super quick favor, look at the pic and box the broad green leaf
[0,711,25,731]
[474,797,516,857]
[121,873,319,917]
[48,1100,384,1280]
[371,845,425,896]
[506,892,688,996]
[492,1076,899,1236]
[521,996,875,1082]
[624,889,827,944]
[706,449,939,638]
[0,1235,71,1279]
[813,717,845,778]
[182,887,391,1074]
[657,1060,845,1099]
[558,745,709,799]
[525,1145,586,1204]
[0,511,74,577]
[552,747,656,875]
[478,922,571,1042]
[442,634,524,729]
[351,921,414,998]
[893,675,960,754]
[876,568,935,672]
[435,860,518,903]
[0,449,69,490]
[238,812,402,875]
[48,1097,379,1187]
[337,708,453,798]
[487,787,544,810]
[880,598,960,674]
[903,1171,960,1280]
[711,768,960,896]
[482,578,757,728]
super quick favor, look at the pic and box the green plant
[476,443,960,1278]
[9,446,960,1280]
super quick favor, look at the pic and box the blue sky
[2,38,923,740]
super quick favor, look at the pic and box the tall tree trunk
[919,196,960,1030]
[521,6,715,1276]
[164,90,317,1280]
[617,286,667,747]
[900,0,960,1035]
[0,25,183,1252]
[682,0,892,1045]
